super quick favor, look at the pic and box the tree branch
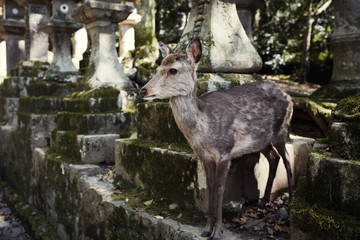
[312,0,332,16]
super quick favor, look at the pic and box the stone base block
[28,81,79,97]
[57,111,132,134]
[77,134,120,164]
[0,97,19,126]
[289,178,360,240]
[19,97,65,114]
[115,135,314,212]
[307,143,360,217]
[64,88,122,113]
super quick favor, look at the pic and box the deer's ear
[186,38,202,64]
[159,42,174,58]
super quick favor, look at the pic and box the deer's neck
[169,91,205,138]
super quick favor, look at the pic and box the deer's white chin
[143,95,157,101]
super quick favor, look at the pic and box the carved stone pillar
[118,6,141,58]
[39,0,82,81]
[0,0,26,75]
[25,1,49,61]
[72,1,133,89]
[176,0,262,73]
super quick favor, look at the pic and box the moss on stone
[0,182,58,240]
[50,130,80,163]
[333,96,360,122]
[19,96,66,114]
[290,178,360,240]
[117,138,198,208]
[28,81,79,97]
[136,101,188,144]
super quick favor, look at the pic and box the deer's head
[140,39,202,100]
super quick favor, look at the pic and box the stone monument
[72,0,134,89]
[176,0,262,73]
[311,0,360,100]
[0,0,26,75]
[25,1,49,61]
[39,0,82,82]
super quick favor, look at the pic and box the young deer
[140,39,293,240]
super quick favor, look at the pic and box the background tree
[253,0,334,85]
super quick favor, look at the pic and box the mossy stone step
[28,81,80,97]
[137,101,187,144]
[19,96,66,114]
[0,77,38,97]
[289,178,360,240]
[307,142,360,217]
[57,111,132,134]
[10,60,49,78]
[115,138,202,209]
[64,88,121,113]
[50,130,81,163]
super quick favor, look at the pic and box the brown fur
[140,39,293,240]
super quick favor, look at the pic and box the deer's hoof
[207,237,221,240]
[201,231,212,237]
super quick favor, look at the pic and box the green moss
[117,138,198,208]
[310,84,359,102]
[19,96,66,114]
[136,101,188,144]
[28,81,79,97]
[50,130,80,163]
[290,179,360,239]
[0,182,58,240]
[333,96,360,122]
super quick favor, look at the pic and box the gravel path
[0,186,32,240]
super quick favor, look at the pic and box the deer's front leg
[211,160,231,240]
[201,161,216,238]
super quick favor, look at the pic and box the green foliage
[254,0,333,84]
[155,0,190,43]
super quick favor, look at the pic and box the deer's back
[196,81,291,159]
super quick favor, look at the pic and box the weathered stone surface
[57,112,132,134]
[115,135,314,212]
[77,134,120,164]
[18,96,65,114]
[176,0,262,73]
[0,97,19,126]
[72,1,134,89]
[307,150,360,217]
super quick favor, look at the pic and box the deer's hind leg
[259,142,281,207]
[274,140,293,202]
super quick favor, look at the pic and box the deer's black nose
[139,88,147,98]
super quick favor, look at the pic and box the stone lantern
[39,0,82,82]
[176,0,262,74]
[0,0,26,75]
[72,0,134,89]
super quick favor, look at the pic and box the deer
[139,39,293,240]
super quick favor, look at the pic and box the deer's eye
[169,68,177,75]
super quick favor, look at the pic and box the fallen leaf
[133,194,140,199]
[143,199,153,206]
[113,189,122,194]
[176,213,182,219]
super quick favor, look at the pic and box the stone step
[28,81,80,97]
[0,97,19,126]
[19,96,66,114]
[64,88,122,113]
[50,131,123,164]
[28,148,255,240]
[115,135,314,212]
[57,111,132,134]
[136,102,187,144]
[290,178,360,240]
[306,141,360,217]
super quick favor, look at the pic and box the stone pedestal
[72,1,134,89]
[118,8,141,58]
[235,0,264,43]
[39,0,82,82]
[176,0,262,73]
[311,0,360,100]
[26,2,49,61]
[0,0,26,75]
[72,27,88,69]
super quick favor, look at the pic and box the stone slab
[77,134,120,164]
